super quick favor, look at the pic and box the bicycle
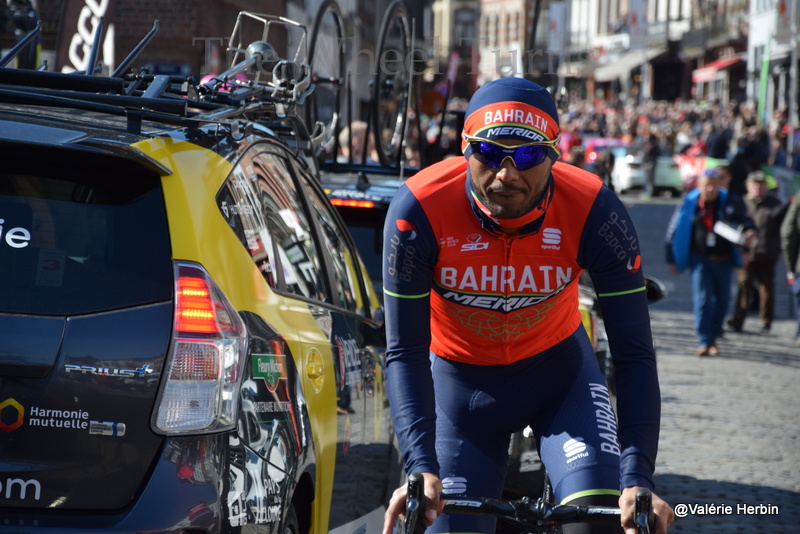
[401,472,654,534]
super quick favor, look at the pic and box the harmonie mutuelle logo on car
[0,398,125,436]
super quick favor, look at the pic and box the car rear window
[334,205,387,285]
[0,149,172,316]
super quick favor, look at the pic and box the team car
[0,9,401,534]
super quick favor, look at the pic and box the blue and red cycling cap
[462,77,561,159]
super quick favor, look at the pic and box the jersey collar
[465,170,554,237]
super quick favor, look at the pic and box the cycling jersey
[383,157,660,495]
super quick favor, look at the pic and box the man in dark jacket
[728,171,788,333]
[780,195,800,344]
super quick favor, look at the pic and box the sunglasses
[463,134,560,171]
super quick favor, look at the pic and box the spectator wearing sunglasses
[381,77,673,534]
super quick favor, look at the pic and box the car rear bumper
[0,435,233,533]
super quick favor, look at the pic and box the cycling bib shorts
[430,326,620,534]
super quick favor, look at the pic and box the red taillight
[176,276,217,334]
[330,198,376,209]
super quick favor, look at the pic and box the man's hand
[668,263,678,276]
[788,272,795,286]
[619,486,674,534]
[382,473,443,534]
[743,228,756,248]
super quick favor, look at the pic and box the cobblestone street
[627,197,800,533]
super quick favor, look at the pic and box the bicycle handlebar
[401,473,655,534]
[442,496,621,528]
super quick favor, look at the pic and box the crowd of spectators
[416,92,798,199]
[554,97,799,196]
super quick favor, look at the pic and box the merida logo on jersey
[441,290,558,311]
[440,265,572,293]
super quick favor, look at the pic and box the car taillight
[176,277,218,334]
[330,198,376,208]
[153,263,248,435]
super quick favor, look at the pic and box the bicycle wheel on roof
[371,0,411,167]
[307,0,347,156]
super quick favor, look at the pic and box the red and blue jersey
[383,157,660,490]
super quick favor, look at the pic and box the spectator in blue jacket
[666,169,755,356]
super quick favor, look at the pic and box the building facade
[4,0,798,132]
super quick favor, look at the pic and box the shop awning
[691,56,743,84]
[593,47,666,82]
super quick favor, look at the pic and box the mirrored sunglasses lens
[514,145,548,170]
[471,141,548,170]
[472,141,504,168]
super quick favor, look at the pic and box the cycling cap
[462,78,560,158]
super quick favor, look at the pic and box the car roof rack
[0,12,314,140]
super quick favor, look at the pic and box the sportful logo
[441,476,468,495]
[563,438,587,458]
[542,228,562,246]
[563,437,589,464]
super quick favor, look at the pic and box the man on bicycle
[381,78,673,534]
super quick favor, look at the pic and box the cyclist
[381,78,674,534]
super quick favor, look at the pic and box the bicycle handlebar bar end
[634,487,655,534]
[404,473,427,534]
